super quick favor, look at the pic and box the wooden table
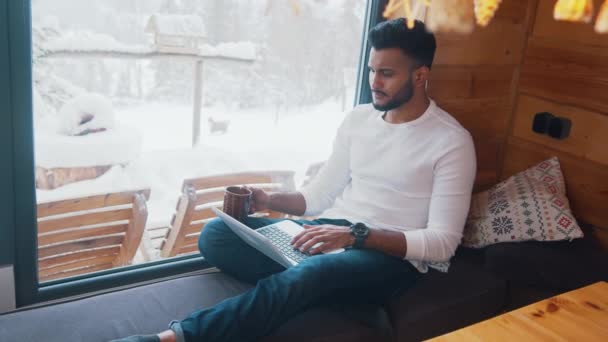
[428,281,608,341]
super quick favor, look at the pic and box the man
[114,18,476,342]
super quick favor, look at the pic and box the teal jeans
[171,216,419,342]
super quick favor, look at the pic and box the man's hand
[243,186,270,214]
[242,187,307,217]
[291,224,355,255]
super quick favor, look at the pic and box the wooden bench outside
[36,189,150,282]
[157,171,295,258]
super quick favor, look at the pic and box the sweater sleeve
[299,114,352,216]
[403,133,476,262]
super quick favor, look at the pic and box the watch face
[353,223,368,236]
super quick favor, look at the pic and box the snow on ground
[35,100,349,245]
[35,126,142,168]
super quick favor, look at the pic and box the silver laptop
[212,207,344,268]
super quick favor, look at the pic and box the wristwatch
[350,222,369,249]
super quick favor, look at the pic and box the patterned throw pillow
[462,157,584,248]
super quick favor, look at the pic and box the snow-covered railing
[40,32,257,145]
[43,37,257,63]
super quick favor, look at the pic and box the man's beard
[372,77,414,112]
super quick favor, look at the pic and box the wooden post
[115,192,147,266]
[161,184,197,258]
[192,59,204,146]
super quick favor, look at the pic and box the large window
[29,0,369,284]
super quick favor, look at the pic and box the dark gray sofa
[1,229,606,342]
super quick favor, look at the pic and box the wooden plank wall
[503,0,608,247]
[427,1,535,191]
[426,0,608,246]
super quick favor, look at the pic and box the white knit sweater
[300,99,477,272]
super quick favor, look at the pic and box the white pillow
[462,157,584,248]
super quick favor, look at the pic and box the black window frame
[4,0,382,307]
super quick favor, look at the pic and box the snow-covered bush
[57,93,116,136]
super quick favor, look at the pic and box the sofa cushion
[387,248,506,341]
[0,272,250,342]
[263,305,387,342]
[483,235,608,292]
[0,271,384,342]
[463,157,583,248]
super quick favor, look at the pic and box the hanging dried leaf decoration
[383,0,405,19]
[595,0,608,33]
[289,0,301,16]
[383,0,425,29]
[554,0,594,23]
[264,0,301,16]
[427,0,475,33]
[474,0,502,27]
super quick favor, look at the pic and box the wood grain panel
[186,221,210,236]
[512,95,608,165]
[493,0,530,25]
[195,184,283,206]
[182,234,199,247]
[502,137,608,228]
[429,282,608,341]
[37,223,128,246]
[37,235,124,259]
[39,255,116,279]
[533,0,608,47]
[37,208,132,233]
[191,207,217,222]
[520,38,608,115]
[42,263,113,282]
[428,67,473,100]
[434,20,527,66]
[186,174,269,191]
[38,246,120,269]
[37,189,149,218]
[428,65,514,100]
[177,244,199,256]
[436,97,512,140]
[473,138,503,192]
[469,67,516,98]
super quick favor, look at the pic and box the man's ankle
[158,330,177,342]
[109,335,160,342]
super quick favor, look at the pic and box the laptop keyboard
[258,225,308,263]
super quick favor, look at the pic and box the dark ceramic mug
[223,186,252,222]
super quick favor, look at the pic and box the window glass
[31,0,367,282]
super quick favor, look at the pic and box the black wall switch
[532,112,554,134]
[548,117,572,140]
